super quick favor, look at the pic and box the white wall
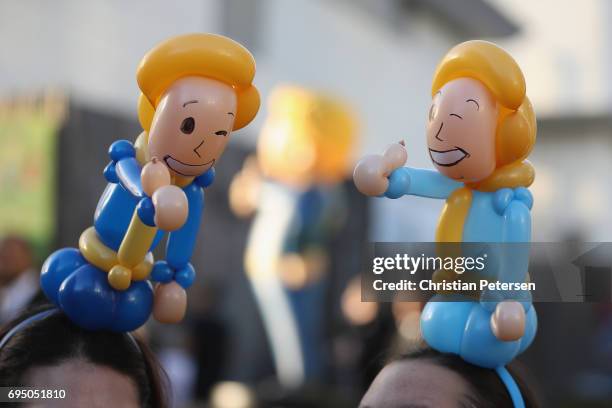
[4,0,606,241]
[252,0,464,242]
[490,0,609,116]
[530,127,612,242]
[0,0,457,159]
[0,0,462,241]
[253,0,454,161]
[0,0,223,115]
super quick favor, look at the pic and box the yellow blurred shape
[278,248,328,289]
[278,253,308,289]
[258,85,358,188]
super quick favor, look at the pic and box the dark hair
[0,306,169,408]
[394,348,541,408]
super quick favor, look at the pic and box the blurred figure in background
[0,235,45,324]
[229,85,357,388]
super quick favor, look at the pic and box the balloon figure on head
[40,33,260,332]
[354,41,537,408]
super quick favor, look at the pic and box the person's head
[426,40,536,185]
[0,235,33,285]
[0,307,168,408]
[360,348,540,408]
[135,33,260,177]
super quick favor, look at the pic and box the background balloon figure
[229,85,358,387]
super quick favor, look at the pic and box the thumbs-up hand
[353,141,407,196]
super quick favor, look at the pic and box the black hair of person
[393,347,541,408]
[0,306,169,408]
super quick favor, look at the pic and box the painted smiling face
[426,77,498,183]
[148,76,237,177]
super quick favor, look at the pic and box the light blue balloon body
[421,296,537,368]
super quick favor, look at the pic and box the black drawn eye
[466,99,480,110]
[215,130,228,136]
[180,117,195,134]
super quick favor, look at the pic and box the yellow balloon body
[79,227,118,272]
[79,227,154,280]
[118,213,158,269]
[132,252,154,281]
[108,265,132,291]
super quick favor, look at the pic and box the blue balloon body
[421,296,537,368]
[166,183,204,269]
[40,248,87,305]
[43,258,155,332]
[110,280,154,332]
[108,139,135,161]
[58,264,116,330]
[175,263,196,289]
[151,260,174,283]
[39,140,211,332]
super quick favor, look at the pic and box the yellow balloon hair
[431,40,536,168]
[137,33,260,131]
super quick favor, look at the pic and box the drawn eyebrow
[227,112,235,116]
[435,90,442,96]
[466,98,480,110]
[183,100,198,107]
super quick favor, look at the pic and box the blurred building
[0,0,521,244]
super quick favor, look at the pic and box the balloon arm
[385,167,460,199]
[500,199,532,287]
[481,197,533,309]
[115,157,145,198]
[194,167,215,188]
[165,183,204,270]
[117,210,158,268]
[106,140,144,198]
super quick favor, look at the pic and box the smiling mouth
[163,155,215,177]
[429,147,470,167]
